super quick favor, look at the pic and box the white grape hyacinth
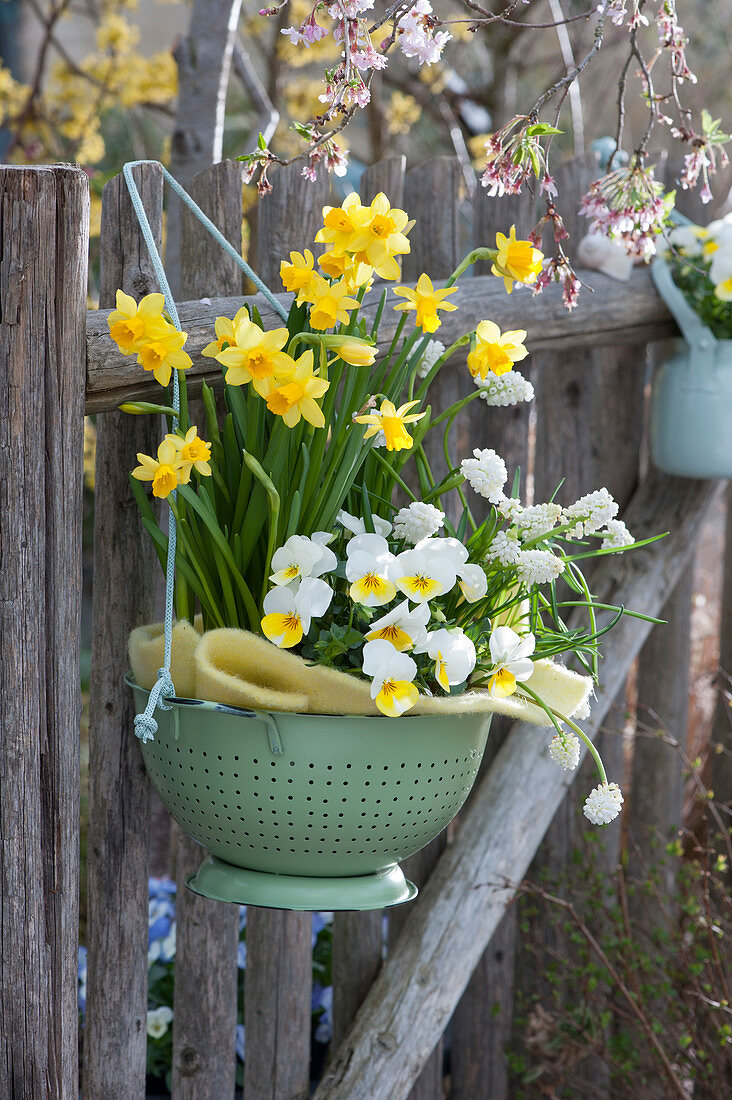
[599,518,635,549]
[549,732,581,771]
[564,488,619,538]
[486,529,522,566]
[516,548,565,585]
[515,503,563,542]
[475,369,535,406]
[583,781,624,825]
[415,338,446,379]
[460,447,508,503]
[496,496,523,523]
[393,501,445,543]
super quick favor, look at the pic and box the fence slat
[242,170,315,1100]
[1,164,88,1099]
[449,185,536,1100]
[244,911,312,1100]
[331,155,407,1055]
[171,160,242,1100]
[85,164,164,1099]
[711,485,732,809]
[313,471,720,1100]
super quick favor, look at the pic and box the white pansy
[516,548,565,586]
[460,447,508,503]
[261,577,333,648]
[667,224,704,257]
[417,627,476,691]
[270,533,336,586]
[549,732,581,771]
[496,496,523,522]
[415,535,470,566]
[457,562,488,602]
[599,518,635,549]
[487,626,535,698]
[486,529,522,566]
[515,503,563,542]
[563,488,619,538]
[475,369,535,406]
[415,338,446,379]
[147,1006,174,1039]
[345,534,397,607]
[391,546,460,602]
[393,501,445,543]
[336,509,393,538]
[365,599,430,651]
[709,246,732,287]
[583,781,624,825]
[361,639,419,717]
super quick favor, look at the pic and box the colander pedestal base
[186,854,418,911]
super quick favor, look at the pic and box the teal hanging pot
[650,256,732,478]
[128,677,491,911]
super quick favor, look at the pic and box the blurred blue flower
[78,945,87,1015]
[235,1024,246,1063]
[311,911,332,945]
[237,941,247,970]
[149,876,176,900]
[239,905,247,933]
[312,983,333,1045]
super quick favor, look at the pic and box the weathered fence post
[85,164,164,1099]
[170,159,243,1100]
[0,164,88,1097]
[711,485,732,812]
[243,161,322,1100]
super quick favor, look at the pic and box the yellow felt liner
[129,621,593,727]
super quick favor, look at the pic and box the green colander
[129,677,491,911]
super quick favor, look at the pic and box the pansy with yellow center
[353,398,426,452]
[132,438,185,499]
[165,426,212,483]
[491,226,544,293]
[362,639,419,717]
[487,625,535,698]
[303,276,360,330]
[346,192,414,280]
[715,275,732,301]
[417,628,476,693]
[391,546,459,604]
[280,249,318,298]
[137,325,193,387]
[345,533,397,608]
[269,533,337,587]
[201,308,250,359]
[215,318,295,395]
[108,290,169,354]
[261,577,333,648]
[364,599,430,651]
[467,319,528,380]
[261,350,330,428]
[392,273,459,333]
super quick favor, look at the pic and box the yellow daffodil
[280,249,318,298]
[137,325,193,387]
[346,192,414,280]
[491,226,544,293]
[165,426,212,482]
[304,276,360,330]
[215,318,294,395]
[354,398,426,452]
[108,289,168,354]
[201,308,250,358]
[318,249,374,293]
[467,320,529,380]
[325,336,376,366]
[315,192,364,254]
[261,350,330,428]
[132,438,184,499]
[393,273,459,333]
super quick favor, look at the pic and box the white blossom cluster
[485,529,522,566]
[460,448,507,503]
[496,496,523,523]
[599,518,635,549]
[516,548,565,586]
[393,501,445,543]
[563,488,619,538]
[549,732,581,771]
[583,781,624,825]
[415,339,446,379]
[475,369,535,407]
[515,503,563,542]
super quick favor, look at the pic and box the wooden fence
[0,153,728,1099]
